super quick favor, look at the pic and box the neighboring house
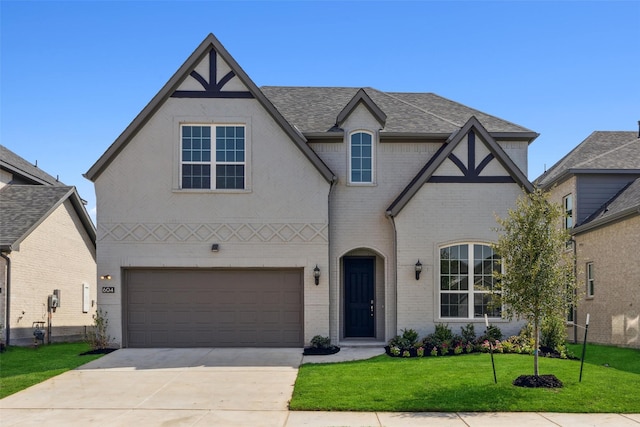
[0,145,96,346]
[85,33,537,348]
[536,131,640,348]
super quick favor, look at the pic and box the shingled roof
[0,145,65,186]
[536,131,640,188]
[261,87,537,138]
[573,177,640,233]
[0,185,96,251]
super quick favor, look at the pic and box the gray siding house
[86,33,536,348]
[537,131,640,348]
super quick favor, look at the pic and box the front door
[344,257,375,337]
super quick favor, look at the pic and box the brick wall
[574,216,640,348]
[8,200,96,345]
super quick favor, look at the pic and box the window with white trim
[440,243,502,319]
[586,262,594,297]
[181,124,245,190]
[563,194,573,229]
[349,131,373,184]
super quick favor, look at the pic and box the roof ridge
[379,91,461,127]
[573,138,640,169]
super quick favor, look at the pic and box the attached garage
[124,268,303,348]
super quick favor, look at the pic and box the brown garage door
[124,269,303,348]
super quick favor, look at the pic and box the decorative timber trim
[429,131,515,184]
[171,49,254,99]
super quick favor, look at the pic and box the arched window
[439,243,502,319]
[349,131,373,184]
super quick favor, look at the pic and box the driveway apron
[0,348,302,426]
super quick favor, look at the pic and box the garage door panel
[125,269,303,347]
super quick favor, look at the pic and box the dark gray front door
[344,257,375,337]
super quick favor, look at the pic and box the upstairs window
[563,194,573,229]
[586,262,594,297]
[181,125,245,190]
[440,243,502,319]
[349,131,373,184]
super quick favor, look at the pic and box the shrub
[460,323,476,343]
[310,335,332,349]
[85,308,113,350]
[433,323,454,342]
[388,328,420,351]
[477,325,503,344]
[541,315,566,352]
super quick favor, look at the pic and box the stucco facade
[87,34,537,348]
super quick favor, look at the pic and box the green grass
[291,344,640,413]
[0,342,105,398]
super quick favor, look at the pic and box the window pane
[182,164,210,189]
[441,293,468,318]
[474,293,501,318]
[350,132,373,183]
[216,165,245,189]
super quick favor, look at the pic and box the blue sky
[2,1,639,223]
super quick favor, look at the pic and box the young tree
[493,188,576,376]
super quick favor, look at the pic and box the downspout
[1,251,11,346]
[571,236,578,344]
[327,176,338,343]
[385,211,398,340]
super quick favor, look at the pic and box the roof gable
[386,116,534,216]
[0,185,96,251]
[536,131,640,188]
[85,34,335,183]
[336,88,387,128]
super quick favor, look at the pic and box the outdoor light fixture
[415,260,422,280]
[313,265,321,285]
[100,275,112,280]
[211,243,219,252]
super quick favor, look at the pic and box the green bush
[460,323,476,343]
[388,328,419,351]
[541,315,566,351]
[310,335,332,349]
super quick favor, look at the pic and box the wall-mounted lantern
[100,275,112,280]
[415,260,422,280]
[313,265,320,285]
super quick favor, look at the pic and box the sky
[1,1,639,224]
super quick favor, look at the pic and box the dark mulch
[513,374,564,388]
[303,346,340,356]
[80,348,118,356]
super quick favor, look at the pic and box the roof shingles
[536,131,640,187]
[0,185,74,248]
[261,87,534,135]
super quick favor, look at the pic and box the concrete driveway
[0,348,303,426]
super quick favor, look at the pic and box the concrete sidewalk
[1,347,638,426]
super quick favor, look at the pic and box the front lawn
[291,344,640,413]
[0,342,105,399]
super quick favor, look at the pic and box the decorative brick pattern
[98,222,328,243]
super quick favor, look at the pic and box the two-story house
[86,33,536,348]
[0,145,96,346]
[536,130,640,348]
